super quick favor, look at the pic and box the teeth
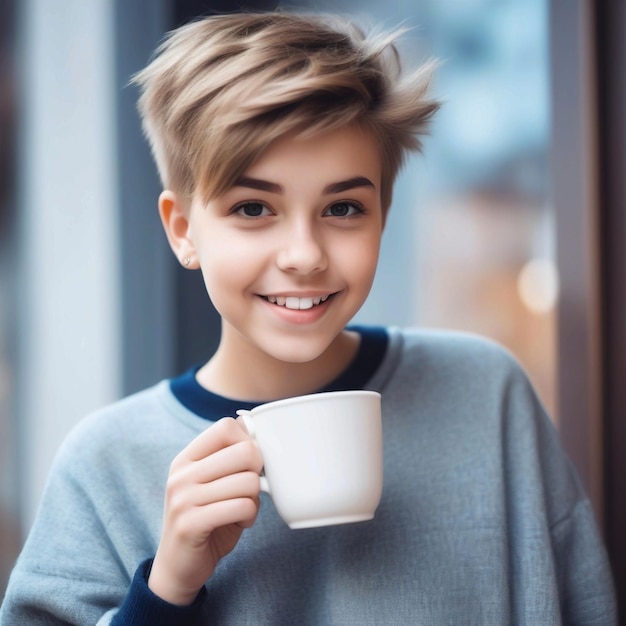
[265,295,331,309]
[285,297,300,310]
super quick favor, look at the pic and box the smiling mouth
[261,293,336,310]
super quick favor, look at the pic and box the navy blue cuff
[111,558,208,626]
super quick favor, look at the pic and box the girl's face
[166,124,383,377]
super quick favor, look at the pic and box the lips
[261,293,334,310]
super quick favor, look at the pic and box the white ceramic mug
[237,390,383,529]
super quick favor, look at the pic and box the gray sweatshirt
[0,328,617,624]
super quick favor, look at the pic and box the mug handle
[236,410,270,494]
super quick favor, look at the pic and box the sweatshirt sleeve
[497,348,618,625]
[0,393,199,625]
[110,559,208,626]
[550,499,617,625]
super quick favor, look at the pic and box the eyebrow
[234,175,376,195]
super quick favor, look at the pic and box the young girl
[1,11,616,625]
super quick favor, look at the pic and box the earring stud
[183,257,191,266]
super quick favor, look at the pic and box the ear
[158,190,199,269]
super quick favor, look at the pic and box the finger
[237,495,261,528]
[185,439,264,485]
[179,417,250,464]
[192,471,261,508]
[187,497,260,534]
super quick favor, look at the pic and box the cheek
[340,235,381,288]
[198,241,260,296]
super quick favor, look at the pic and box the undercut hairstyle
[133,11,440,212]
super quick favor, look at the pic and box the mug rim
[247,389,381,416]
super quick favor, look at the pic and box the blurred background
[0,0,624,614]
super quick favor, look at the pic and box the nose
[275,222,328,275]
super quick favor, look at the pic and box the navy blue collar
[169,326,388,421]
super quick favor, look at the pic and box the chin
[269,346,329,366]
[261,334,335,365]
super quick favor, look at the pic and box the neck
[196,330,360,402]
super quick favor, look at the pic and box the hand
[148,417,263,605]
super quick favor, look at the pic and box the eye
[232,201,272,217]
[324,201,364,218]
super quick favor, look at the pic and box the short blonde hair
[133,11,439,211]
